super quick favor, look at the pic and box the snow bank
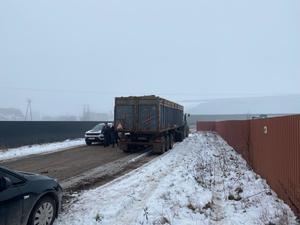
[0,139,84,161]
[55,132,298,225]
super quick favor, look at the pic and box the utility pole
[86,104,90,121]
[82,104,91,121]
[25,99,32,121]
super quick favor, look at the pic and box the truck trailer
[114,95,189,154]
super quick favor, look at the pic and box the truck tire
[120,143,130,153]
[153,137,165,154]
[175,131,184,142]
[165,135,169,152]
[185,130,189,138]
[184,127,189,138]
[169,134,174,149]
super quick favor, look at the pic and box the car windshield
[0,166,24,179]
[91,124,104,132]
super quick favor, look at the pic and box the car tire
[28,196,57,225]
[85,140,92,146]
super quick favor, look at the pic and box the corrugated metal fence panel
[215,120,250,164]
[196,121,215,131]
[250,115,300,216]
[197,116,300,217]
[0,121,105,148]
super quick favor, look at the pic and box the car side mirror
[0,176,12,191]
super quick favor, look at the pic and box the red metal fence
[197,115,300,217]
[196,121,215,131]
[215,120,251,164]
[250,116,300,216]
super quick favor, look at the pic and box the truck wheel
[185,129,189,138]
[169,134,174,149]
[165,135,169,152]
[162,136,167,153]
[153,137,165,154]
[120,143,130,153]
[175,132,184,142]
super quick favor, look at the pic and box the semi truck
[114,95,189,154]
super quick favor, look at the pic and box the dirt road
[1,145,156,192]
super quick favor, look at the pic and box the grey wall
[0,121,109,148]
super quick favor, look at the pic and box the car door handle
[24,195,30,200]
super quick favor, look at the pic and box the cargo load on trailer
[114,95,189,154]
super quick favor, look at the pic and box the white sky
[0,0,299,116]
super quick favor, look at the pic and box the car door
[0,172,24,225]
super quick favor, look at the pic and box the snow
[0,139,84,161]
[55,132,298,225]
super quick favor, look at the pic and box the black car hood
[86,129,102,134]
[18,171,52,181]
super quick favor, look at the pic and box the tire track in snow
[113,152,179,225]
[209,134,225,224]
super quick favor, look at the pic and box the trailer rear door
[115,105,134,131]
[138,105,158,132]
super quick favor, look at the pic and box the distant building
[251,114,268,119]
[80,112,109,121]
[80,104,110,121]
[0,108,25,121]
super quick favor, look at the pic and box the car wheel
[28,196,57,225]
[85,140,92,146]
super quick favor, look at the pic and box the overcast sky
[0,0,299,116]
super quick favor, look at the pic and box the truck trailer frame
[114,95,189,153]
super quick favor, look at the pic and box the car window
[92,124,104,131]
[0,170,23,185]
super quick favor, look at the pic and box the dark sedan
[0,166,62,225]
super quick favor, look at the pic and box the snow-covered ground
[55,132,298,225]
[0,139,84,161]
